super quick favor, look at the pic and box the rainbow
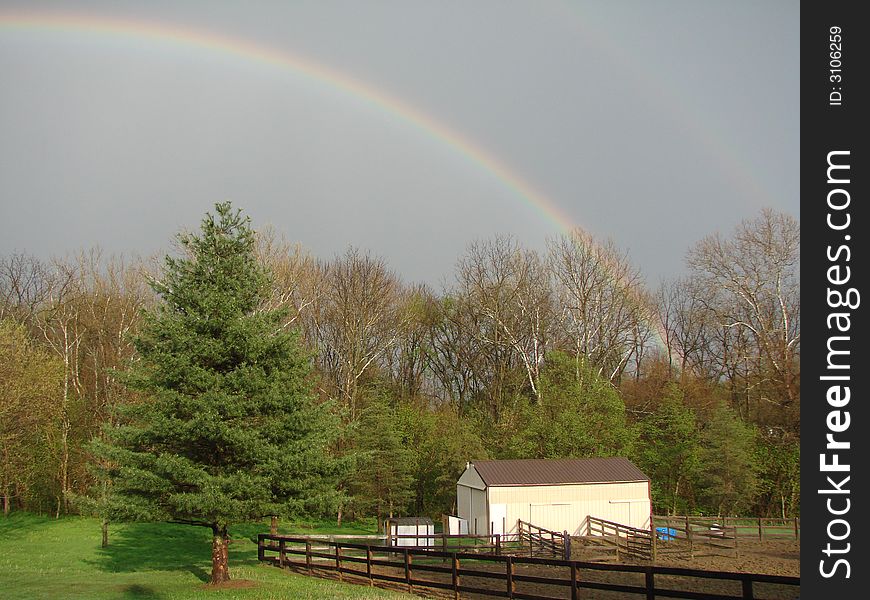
[1,10,672,348]
[0,10,578,233]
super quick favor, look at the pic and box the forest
[0,207,799,526]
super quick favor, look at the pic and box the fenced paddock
[651,518,738,559]
[257,533,799,599]
[369,522,570,560]
[517,520,571,559]
[582,516,654,561]
[653,516,799,541]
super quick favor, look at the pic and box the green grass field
[0,513,415,600]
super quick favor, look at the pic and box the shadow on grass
[92,521,261,582]
[0,511,58,538]
[119,583,163,599]
[93,522,213,581]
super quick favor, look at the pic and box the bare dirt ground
[649,538,800,578]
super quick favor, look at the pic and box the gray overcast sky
[0,0,799,286]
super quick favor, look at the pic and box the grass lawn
[0,513,415,600]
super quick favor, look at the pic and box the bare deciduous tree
[454,237,553,406]
[256,227,322,330]
[312,248,406,418]
[686,209,800,427]
[0,253,53,325]
[548,230,651,384]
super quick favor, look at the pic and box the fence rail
[257,533,799,600]
[583,515,654,561]
[387,531,518,555]
[517,520,571,560]
[653,516,799,540]
[652,520,738,559]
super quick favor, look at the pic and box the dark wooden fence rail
[653,516,800,540]
[257,534,799,600]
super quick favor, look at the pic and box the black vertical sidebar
[802,1,867,598]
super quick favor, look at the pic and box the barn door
[490,503,507,535]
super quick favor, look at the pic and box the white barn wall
[457,466,488,535]
[489,481,651,536]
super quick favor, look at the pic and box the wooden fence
[257,534,799,599]
[390,531,513,554]
[375,520,569,560]
[652,518,738,559]
[653,516,799,540]
[517,520,571,560]
[583,516,654,561]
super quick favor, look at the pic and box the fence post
[366,546,373,586]
[279,539,286,568]
[336,544,343,581]
[645,568,655,600]
[496,533,501,555]
[257,534,265,562]
[570,563,578,600]
[306,540,312,575]
[794,517,800,539]
[758,517,763,540]
[742,576,754,599]
[452,555,461,600]
[506,555,514,599]
[686,517,693,558]
[564,531,571,560]
[404,548,412,593]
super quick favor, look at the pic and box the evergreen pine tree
[94,202,341,584]
[697,402,759,516]
[349,393,415,530]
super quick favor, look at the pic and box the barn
[456,457,651,537]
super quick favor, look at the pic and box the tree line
[1,207,799,526]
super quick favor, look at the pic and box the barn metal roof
[471,457,648,486]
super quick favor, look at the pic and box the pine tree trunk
[210,525,231,584]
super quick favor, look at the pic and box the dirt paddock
[648,538,799,578]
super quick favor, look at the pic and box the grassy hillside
[0,513,413,599]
